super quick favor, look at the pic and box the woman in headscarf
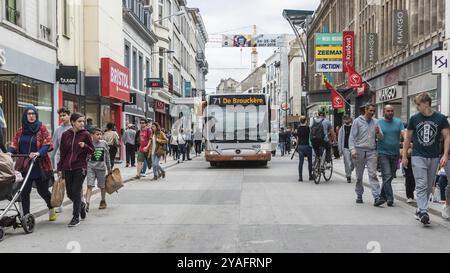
[7,106,56,221]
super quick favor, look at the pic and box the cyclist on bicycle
[310,109,335,164]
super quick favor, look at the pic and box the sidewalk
[333,157,444,217]
[0,151,198,218]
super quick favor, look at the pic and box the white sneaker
[442,205,450,220]
[55,207,63,213]
[406,198,414,204]
[141,174,147,177]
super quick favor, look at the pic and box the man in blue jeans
[377,105,404,207]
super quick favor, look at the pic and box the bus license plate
[233,157,244,160]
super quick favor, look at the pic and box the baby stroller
[0,154,36,241]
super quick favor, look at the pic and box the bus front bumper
[205,154,272,162]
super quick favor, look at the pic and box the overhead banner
[343,31,354,72]
[346,64,363,88]
[325,80,345,109]
[394,10,409,45]
[316,61,343,72]
[222,34,283,47]
[315,33,343,45]
[315,46,343,59]
[367,33,378,63]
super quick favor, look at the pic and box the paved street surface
[2,155,450,253]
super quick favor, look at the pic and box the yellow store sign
[315,46,343,59]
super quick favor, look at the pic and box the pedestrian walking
[57,112,94,227]
[194,127,203,156]
[349,103,385,206]
[170,131,179,161]
[136,119,152,179]
[85,128,112,211]
[296,116,313,182]
[178,129,187,162]
[279,128,287,156]
[161,128,168,163]
[7,106,56,222]
[51,107,72,213]
[377,105,405,207]
[123,124,136,167]
[440,117,450,219]
[148,122,168,181]
[0,95,7,153]
[338,115,354,183]
[185,129,193,160]
[402,93,450,225]
[103,123,120,169]
[403,143,416,203]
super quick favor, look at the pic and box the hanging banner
[325,80,345,109]
[346,64,363,88]
[367,33,378,63]
[315,46,343,59]
[315,33,343,45]
[394,10,409,45]
[343,31,354,72]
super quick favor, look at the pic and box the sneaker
[49,208,56,222]
[55,207,63,213]
[85,203,90,213]
[99,200,107,210]
[387,201,394,207]
[442,205,450,220]
[309,175,315,181]
[347,177,351,183]
[407,198,414,204]
[68,217,80,227]
[374,198,386,207]
[141,174,147,177]
[80,202,86,221]
[150,176,158,181]
[298,177,303,182]
[135,175,141,180]
[356,197,363,204]
[162,171,166,178]
[419,212,430,225]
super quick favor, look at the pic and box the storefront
[407,73,439,118]
[155,99,167,129]
[124,92,146,127]
[375,84,403,118]
[0,45,56,143]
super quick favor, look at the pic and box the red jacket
[57,128,94,172]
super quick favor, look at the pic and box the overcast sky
[187,0,320,93]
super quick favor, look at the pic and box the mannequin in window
[0,95,6,152]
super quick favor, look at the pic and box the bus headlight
[207,151,220,155]
[258,150,268,155]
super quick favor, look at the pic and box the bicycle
[312,146,333,184]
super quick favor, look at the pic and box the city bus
[204,93,272,166]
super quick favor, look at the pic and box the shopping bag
[51,177,65,208]
[105,168,124,194]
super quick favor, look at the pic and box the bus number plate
[233,157,244,160]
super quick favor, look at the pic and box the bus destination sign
[209,95,266,106]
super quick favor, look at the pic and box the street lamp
[153,10,185,24]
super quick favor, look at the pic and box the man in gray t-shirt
[124,124,137,167]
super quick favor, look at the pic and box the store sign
[367,33,378,63]
[432,51,450,74]
[0,48,6,66]
[377,85,400,103]
[146,78,164,88]
[222,34,283,47]
[101,58,130,102]
[56,65,78,84]
[209,95,266,106]
[316,61,343,72]
[315,33,343,45]
[394,10,409,45]
[184,81,192,97]
[343,31,354,72]
[315,46,343,59]
[155,100,165,114]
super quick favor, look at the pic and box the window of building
[132,49,138,89]
[146,58,151,93]
[139,54,144,90]
[158,0,164,25]
[159,48,164,80]
[63,0,69,37]
[124,43,131,69]
[5,0,19,26]
[166,0,172,22]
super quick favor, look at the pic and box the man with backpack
[310,109,335,163]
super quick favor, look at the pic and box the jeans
[186,141,192,159]
[171,144,179,160]
[438,176,448,201]
[142,158,148,174]
[404,158,415,199]
[279,142,286,156]
[125,143,135,166]
[298,145,313,179]
[379,154,399,202]
[179,144,186,161]
[194,140,202,155]
[411,156,440,214]
[354,149,381,199]
[108,145,118,169]
[64,169,86,218]
[342,148,354,178]
[445,161,450,200]
[21,177,52,215]
[152,154,164,178]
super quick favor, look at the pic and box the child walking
[85,128,112,211]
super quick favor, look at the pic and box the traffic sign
[432,51,449,74]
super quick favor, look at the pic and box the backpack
[310,119,325,144]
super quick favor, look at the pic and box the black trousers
[0,128,6,153]
[404,159,415,199]
[312,140,332,162]
[64,169,86,218]
[171,144,179,160]
[108,145,118,169]
[194,140,202,155]
[186,141,192,159]
[125,143,135,166]
[21,177,52,215]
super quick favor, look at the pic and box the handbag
[14,135,34,173]
[105,168,124,194]
[51,177,65,207]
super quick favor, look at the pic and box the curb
[32,155,197,218]
[333,169,443,218]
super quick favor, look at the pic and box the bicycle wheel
[323,159,333,181]
[313,156,321,184]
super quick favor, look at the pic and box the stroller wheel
[0,227,5,241]
[21,214,35,234]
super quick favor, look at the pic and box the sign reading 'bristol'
[101,58,130,102]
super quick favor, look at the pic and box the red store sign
[101,58,130,102]
[155,100,166,114]
[343,31,354,73]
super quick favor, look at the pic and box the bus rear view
[205,94,272,166]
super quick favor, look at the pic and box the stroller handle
[10,154,36,159]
